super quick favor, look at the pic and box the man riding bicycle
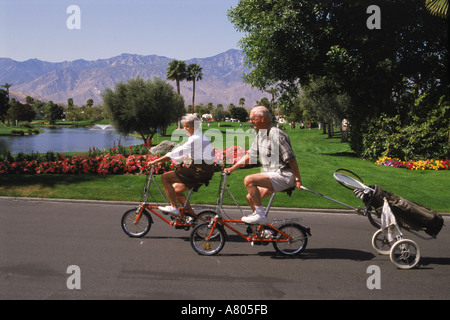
[225,106,302,224]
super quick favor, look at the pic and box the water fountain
[91,124,114,130]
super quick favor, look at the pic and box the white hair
[252,106,272,121]
[181,114,201,130]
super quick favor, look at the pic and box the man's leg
[245,187,273,211]
[242,173,274,224]
[244,173,274,208]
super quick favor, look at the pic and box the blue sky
[0,0,243,62]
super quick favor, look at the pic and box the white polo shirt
[165,129,215,164]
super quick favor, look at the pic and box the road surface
[1,197,449,301]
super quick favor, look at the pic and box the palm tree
[425,0,448,18]
[166,60,187,94]
[1,83,12,99]
[186,64,203,113]
[67,98,74,108]
[239,97,245,107]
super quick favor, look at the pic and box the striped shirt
[248,124,296,172]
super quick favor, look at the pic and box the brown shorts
[174,162,215,191]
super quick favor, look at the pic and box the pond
[0,127,144,155]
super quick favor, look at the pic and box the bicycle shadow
[299,248,375,261]
[256,247,376,261]
[419,256,450,267]
[140,235,191,242]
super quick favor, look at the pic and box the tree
[229,105,249,122]
[425,0,448,17]
[25,96,34,105]
[86,99,94,108]
[297,76,350,138]
[67,98,74,109]
[0,89,9,124]
[102,77,185,142]
[32,100,45,119]
[239,97,245,108]
[65,107,83,124]
[186,64,203,113]
[7,101,36,124]
[228,0,449,153]
[212,105,227,122]
[45,101,64,125]
[166,60,187,94]
[1,83,12,99]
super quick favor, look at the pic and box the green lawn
[0,126,44,135]
[0,125,449,212]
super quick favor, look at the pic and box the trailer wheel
[390,239,421,269]
[371,229,391,255]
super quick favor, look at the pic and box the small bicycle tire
[190,222,225,255]
[121,208,152,238]
[197,210,217,223]
[272,223,308,256]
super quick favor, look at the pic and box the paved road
[1,197,449,301]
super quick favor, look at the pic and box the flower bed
[0,146,249,175]
[375,156,449,170]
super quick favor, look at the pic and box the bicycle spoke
[190,223,225,255]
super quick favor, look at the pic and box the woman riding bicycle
[147,114,215,216]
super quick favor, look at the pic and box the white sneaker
[242,212,267,225]
[158,205,180,216]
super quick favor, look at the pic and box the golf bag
[364,185,444,237]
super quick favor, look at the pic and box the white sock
[255,206,265,216]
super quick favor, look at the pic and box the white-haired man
[225,106,302,224]
[148,114,215,215]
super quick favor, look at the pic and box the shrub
[0,147,250,175]
[361,94,449,160]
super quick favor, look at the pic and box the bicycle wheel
[272,223,308,256]
[197,210,217,223]
[190,222,225,255]
[121,208,152,238]
[390,239,421,269]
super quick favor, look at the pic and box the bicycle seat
[191,180,209,192]
[280,186,296,197]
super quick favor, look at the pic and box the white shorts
[265,170,295,192]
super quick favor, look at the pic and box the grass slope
[0,125,448,212]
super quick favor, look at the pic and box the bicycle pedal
[174,225,189,230]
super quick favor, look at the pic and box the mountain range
[0,49,268,108]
